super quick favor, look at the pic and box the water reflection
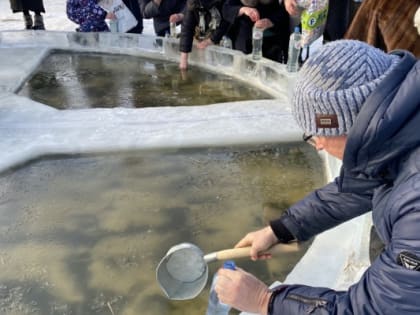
[18,51,273,109]
[0,144,325,314]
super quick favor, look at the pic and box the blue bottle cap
[223,260,236,270]
[294,26,300,33]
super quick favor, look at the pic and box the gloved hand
[215,267,272,315]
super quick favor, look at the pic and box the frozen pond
[0,144,325,315]
[18,51,272,109]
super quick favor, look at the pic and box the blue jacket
[270,51,420,314]
[66,0,109,32]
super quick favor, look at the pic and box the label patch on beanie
[316,114,339,129]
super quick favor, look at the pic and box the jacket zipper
[286,293,329,314]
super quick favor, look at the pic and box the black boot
[24,14,33,30]
[33,14,45,30]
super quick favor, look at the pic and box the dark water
[0,144,325,315]
[18,51,272,109]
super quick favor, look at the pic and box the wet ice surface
[18,51,273,109]
[0,144,325,314]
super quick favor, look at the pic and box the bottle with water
[220,36,232,49]
[170,22,177,38]
[109,19,118,33]
[206,260,236,315]
[252,26,263,60]
[287,26,302,72]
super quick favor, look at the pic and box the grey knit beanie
[292,40,400,136]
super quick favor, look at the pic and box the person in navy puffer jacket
[66,0,115,32]
[214,40,420,315]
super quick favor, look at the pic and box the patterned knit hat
[292,40,400,136]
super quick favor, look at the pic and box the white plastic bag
[98,0,138,33]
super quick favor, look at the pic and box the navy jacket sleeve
[270,177,373,242]
[269,172,420,314]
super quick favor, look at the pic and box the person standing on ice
[213,40,420,314]
[9,0,46,30]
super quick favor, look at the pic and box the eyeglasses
[302,133,316,147]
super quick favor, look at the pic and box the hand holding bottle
[254,18,273,30]
[215,267,272,315]
[239,7,260,22]
[169,13,183,23]
[106,12,116,20]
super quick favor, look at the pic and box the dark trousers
[123,0,143,34]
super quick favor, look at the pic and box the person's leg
[22,9,33,30]
[232,17,253,54]
[33,11,45,30]
[123,0,143,34]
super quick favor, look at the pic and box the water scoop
[156,242,299,300]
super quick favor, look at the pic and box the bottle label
[252,28,263,40]
[299,0,328,47]
[301,7,328,30]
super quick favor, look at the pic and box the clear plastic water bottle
[206,260,236,315]
[109,19,118,33]
[220,36,232,49]
[170,22,177,38]
[287,26,302,72]
[252,26,263,60]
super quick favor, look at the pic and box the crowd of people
[8,1,420,68]
[6,1,420,314]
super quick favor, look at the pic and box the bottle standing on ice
[206,260,236,315]
[170,22,177,38]
[109,19,118,32]
[220,36,232,49]
[287,26,302,72]
[252,26,263,60]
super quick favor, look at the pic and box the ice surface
[0,2,371,313]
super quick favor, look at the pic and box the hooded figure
[211,40,420,315]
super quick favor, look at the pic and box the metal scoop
[156,242,299,300]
